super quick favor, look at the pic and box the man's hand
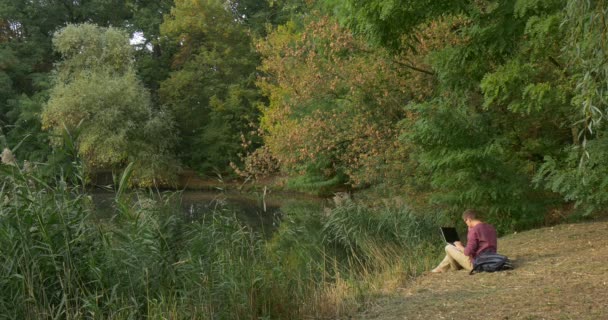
[453,241,465,252]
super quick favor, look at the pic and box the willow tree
[533,0,608,215]
[42,24,178,185]
[0,0,143,162]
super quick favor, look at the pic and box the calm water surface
[91,189,327,233]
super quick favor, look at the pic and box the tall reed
[0,162,97,318]
[0,159,443,319]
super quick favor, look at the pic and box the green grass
[0,162,443,319]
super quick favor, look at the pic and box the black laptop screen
[440,227,460,244]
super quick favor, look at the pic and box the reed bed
[0,162,443,319]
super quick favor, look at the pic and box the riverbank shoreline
[90,168,286,192]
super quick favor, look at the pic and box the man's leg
[445,245,473,271]
[432,244,470,272]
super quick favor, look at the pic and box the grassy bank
[355,219,608,319]
[0,163,443,319]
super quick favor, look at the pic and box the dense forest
[1,0,608,318]
[3,0,608,221]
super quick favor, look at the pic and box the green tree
[532,0,608,216]
[323,0,468,50]
[309,0,590,228]
[125,0,176,98]
[159,0,262,173]
[0,0,139,163]
[228,0,309,37]
[42,24,178,185]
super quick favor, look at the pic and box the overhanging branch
[394,60,435,76]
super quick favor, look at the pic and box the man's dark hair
[462,209,479,221]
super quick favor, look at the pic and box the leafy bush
[535,137,608,217]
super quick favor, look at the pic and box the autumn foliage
[255,13,468,192]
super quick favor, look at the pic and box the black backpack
[469,252,514,275]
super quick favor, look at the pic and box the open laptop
[440,227,460,245]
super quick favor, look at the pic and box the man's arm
[453,241,465,252]
[464,228,479,257]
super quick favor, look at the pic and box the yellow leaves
[255,12,420,186]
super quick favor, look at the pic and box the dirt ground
[355,220,608,320]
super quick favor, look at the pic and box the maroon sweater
[464,223,497,261]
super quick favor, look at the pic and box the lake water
[91,189,327,233]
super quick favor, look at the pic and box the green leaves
[0,0,158,166]
[480,60,566,114]
[159,0,262,173]
[534,137,608,216]
[324,0,468,50]
[562,0,608,139]
[53,24,134,79]
[42,24,178,186]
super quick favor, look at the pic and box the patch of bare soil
[356,220,608,320]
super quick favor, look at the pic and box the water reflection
[91,189,326,234]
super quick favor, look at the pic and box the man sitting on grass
[431,209,497,273]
